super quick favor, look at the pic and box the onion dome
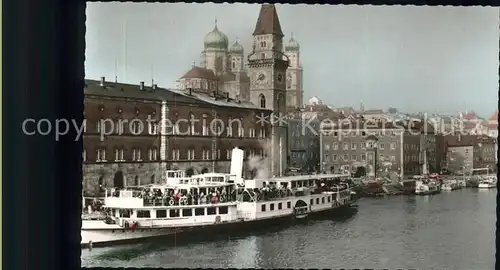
[285,33,300,52]
[229,40,244,54]
[204,19,228,50]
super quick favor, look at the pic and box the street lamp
[365,135,379,179]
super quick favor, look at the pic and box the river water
[81,188,496,269]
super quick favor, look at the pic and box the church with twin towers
[177,4,304,176]
[177,4,304,110]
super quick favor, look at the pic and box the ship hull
[81,203,355,248]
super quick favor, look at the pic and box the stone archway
[186,168,195,177]
[201,168,209,174]
[113,171,124,188]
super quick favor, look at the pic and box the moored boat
[415,179,441,195]
[81,148,358,248]
[478,176,497,189]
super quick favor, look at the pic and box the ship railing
[141,194,238,207]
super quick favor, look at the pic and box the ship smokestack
[230,147,244,185]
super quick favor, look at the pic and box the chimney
[100,77,105,87]
[226,92,230,102]
[152,84,157,90]
[140,81,145,90]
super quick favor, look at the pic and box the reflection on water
[82,189,495,269]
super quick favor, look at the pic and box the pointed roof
[253,4,284,37]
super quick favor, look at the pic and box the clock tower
[248,4,289,177]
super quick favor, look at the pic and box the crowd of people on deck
[104,179,352,206]
[131,186,238,206]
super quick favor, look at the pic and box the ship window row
[120,206,229,219]
[260,201,292,212]
[309,196,331,206]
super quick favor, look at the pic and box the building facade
[287,117,320,173]
[319,121,404,177]
[83,78,272,197]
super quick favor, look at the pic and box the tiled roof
[180,66,218,80]
[362,109,385,115]
[460,111,477,120]
[84,79,202,105]
[84,79,270,111]
[253,4,284,37]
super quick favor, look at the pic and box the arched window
[232,62,235,69]
[259,94,266,108]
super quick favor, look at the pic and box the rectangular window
[310,199,314,205]
[207,207,216,215]
[343,143,349,150]
[270,203,275,211]
[316,198,320,204]
[195,208,205,216]
[202,124,209,136]
[351,143,357,150]
[97,148,106,162]
[218,206,228,214]
[261,204,266,212]
[391,143,396,150]
[169,209,180,218]
[322,197,325,204]
[343,154,348,160]
[380,143,385,150]
[351,155,356,161]
[156,210,167,218]
[333,155,338,161]
[180,209,192,217]
[333,143,338,150]
[278,203,282,210]
[171,149,180,160]
[287,202,291,209]
[137,210,151,218]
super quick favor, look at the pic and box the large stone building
[83,78,272,197]
[84,4,296,196]
[319,120,405,177]
[319,119,439,178]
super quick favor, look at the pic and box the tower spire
[214,17,218,28]
[253,4,284,37]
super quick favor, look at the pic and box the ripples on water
[82,189,496,269]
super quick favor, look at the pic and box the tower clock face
[255,70,268,84]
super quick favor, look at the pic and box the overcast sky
[86,4,499,118]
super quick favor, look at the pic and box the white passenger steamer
[81,148,358,248]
